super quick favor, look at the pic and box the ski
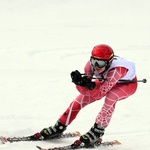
[0,131,80,144]
[36,139,121,150]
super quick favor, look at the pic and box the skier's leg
[80,82,137,145]
[39,93,98,139]
[96,82,137,127]
[59,93,97,125]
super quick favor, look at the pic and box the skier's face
[94,66,106,73]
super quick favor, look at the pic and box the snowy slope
[0,0,150,149]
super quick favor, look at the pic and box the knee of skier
[70,101,81,111]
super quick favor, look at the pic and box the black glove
[70,70,83,85]
[70,70,96,90]
[82,76,96,90]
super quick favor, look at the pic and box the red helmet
[91,44,114,61]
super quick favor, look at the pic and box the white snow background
[0,0,150,149]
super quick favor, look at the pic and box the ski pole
[81,74,147,83]
[92,78,147,83]
[112,79,147,83]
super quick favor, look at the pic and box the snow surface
[0,0,150,149]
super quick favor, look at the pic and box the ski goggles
[90,57,108,68]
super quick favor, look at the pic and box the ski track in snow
[0,0,150,150]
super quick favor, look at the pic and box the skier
[33,44,138,147]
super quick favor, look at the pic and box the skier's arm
[76,67,128,99]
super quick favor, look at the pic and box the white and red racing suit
[59,56,138,128]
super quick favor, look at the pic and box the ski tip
[113,140,121,145]
[74,131,81,136]
[0,136,7,144]
[36,146,47,150]
[36,146,42,150]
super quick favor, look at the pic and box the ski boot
[40,120,67,139]
[79,123,104,147]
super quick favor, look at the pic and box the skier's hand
[70,70,82,85]
[82,76,96,90]
[71,70,96,90]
